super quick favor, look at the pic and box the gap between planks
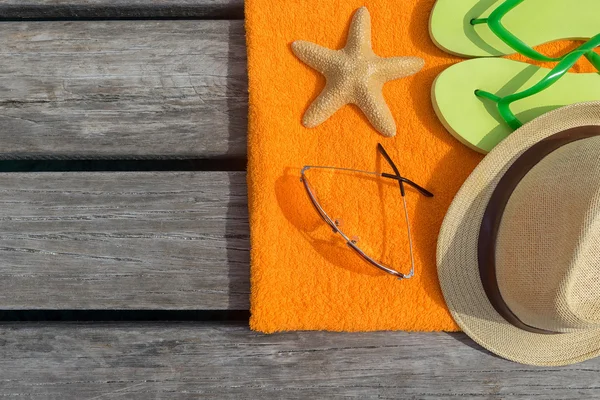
[0,0,245,20]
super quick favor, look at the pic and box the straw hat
[437,101,600,366]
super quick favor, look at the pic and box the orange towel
[245,0,595,333]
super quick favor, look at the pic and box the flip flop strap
[471,0,563,62]
[476,34,600,130]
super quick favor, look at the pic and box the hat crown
[496,136,600,333]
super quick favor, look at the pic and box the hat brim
[437,101,600,366]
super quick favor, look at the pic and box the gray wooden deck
[0,1,598,399]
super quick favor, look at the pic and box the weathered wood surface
[0,322,596,399]
[0,0,244,19]
[0,3,588,399]
[0,20,247,158]
[0,171,249,309]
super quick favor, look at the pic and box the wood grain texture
[0,20,247,158]
[0,322,597,399]
[0,0,244,20]
[0,171,249,309]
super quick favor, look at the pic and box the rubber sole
[430,0,599,58]
[432,58,600,153]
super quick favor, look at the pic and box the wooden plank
[0,20,247,158]
[0,171,249,309]
[0,1,245,20]
[0,322,597,399]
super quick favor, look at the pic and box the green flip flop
[432,37,600,153]
[430,0,600,59]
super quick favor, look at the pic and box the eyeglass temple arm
[377,144,434,198]
[381,173,434,197]
[377,143,406,196]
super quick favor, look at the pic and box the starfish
[292,7,425,137]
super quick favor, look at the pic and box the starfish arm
[292,41,341,74]
[344,7,374,57]
[302,83,349,128]
[372,56,425,82]
[355,84,396,137]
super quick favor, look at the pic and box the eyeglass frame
[300,144,433,279]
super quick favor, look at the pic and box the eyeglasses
[300,144,433,279]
